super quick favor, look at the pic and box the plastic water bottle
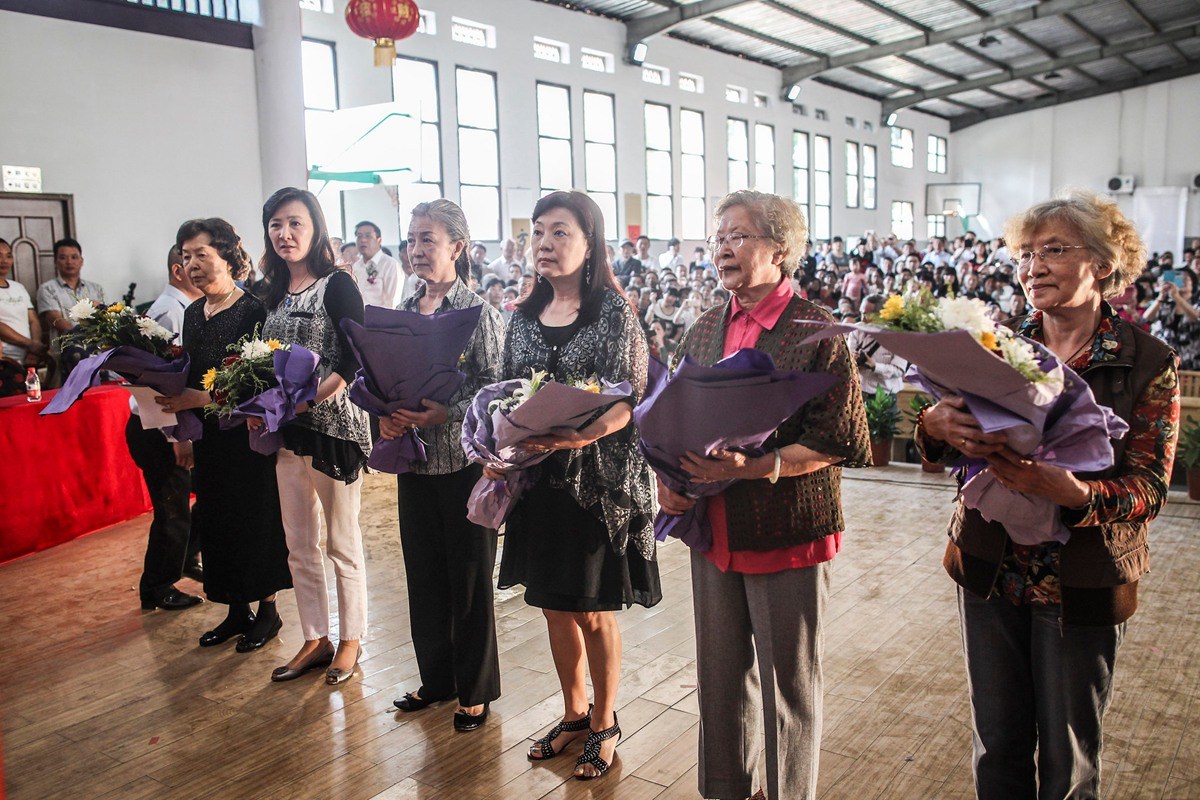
[25,368,41,402]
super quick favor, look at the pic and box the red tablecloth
[0,385,151,563]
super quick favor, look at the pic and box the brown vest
[676,291,872,551]
[943,316,1176,625]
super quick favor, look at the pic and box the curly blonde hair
[1004,189,1146,298]
[714,190,808,277]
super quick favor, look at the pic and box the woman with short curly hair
[154,217,293,651]
[918,189,1180,799]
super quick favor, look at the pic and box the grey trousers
[959,587,1125,800]
[691,550,829,800]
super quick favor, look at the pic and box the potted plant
[904,392,945,473]
[1178,416,1200,501]
[864,386,901,467]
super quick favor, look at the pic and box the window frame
[845,140,860,209]
[754,122,775,193]
[392,54,444,200]
[813,134,832,241]
[680,107,706,240]
[455,65,502,241]
[890,126,914,169]
[727,117,749,193]
[792,130,811,229]
[891,200,915,241]
[583,89,619,237]
[862,144,878,210]
[928,134,948,174]
[644,101,674,240]
[536,81,573,195]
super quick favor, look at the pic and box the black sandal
[574,714,620,780]
[529,704,592,760]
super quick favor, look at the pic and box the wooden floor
[3,466,1199,800]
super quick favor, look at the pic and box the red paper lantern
[345,0,421,67]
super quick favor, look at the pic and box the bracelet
[915,401,934,433]
[768,448,782,484]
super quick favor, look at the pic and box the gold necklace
[203,286,238,320]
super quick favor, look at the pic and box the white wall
[950,73,1200,247]
[0,10,264,305]
[300,0,952,250]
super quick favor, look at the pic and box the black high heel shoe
[529,705,592,759]
[574,714,620,781]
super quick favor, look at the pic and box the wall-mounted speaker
[1107,174,1135,194]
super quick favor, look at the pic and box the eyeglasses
[706,233,772,252]
[1017,244,1087,266]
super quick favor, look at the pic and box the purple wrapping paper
[460,378,633,529]
[40,345,203,441]
[804,322,1128,545]
[632,349,837,552]
[340,304,482,474]
[216,345,320,456]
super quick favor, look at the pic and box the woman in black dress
[155,218,292,651]
[487,191,660,780]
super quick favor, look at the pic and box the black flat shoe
[235,614,282,652]
[393,689,457,712]
[142,589,203,611]
[453,704,489,732]
[198,612,255,647]
[271,647,335,682]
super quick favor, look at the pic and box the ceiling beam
[780,0,1099,86]
[950,59,1200,131]
[625,0,757,43]
[883,23,1200,116]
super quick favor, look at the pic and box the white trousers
[276,448,368,641]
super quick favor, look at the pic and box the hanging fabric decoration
[345,0,421,67]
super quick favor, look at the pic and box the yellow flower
[267,339,284,351]
[879,295,905,321]
[106,302,126,313]
[979,331,999,351]
[201,368,218,391]
[584,382,600,393]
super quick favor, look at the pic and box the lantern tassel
[373,37,396,67]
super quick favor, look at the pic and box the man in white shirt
[351,220,399,308]
[659,237,686,271]
[921,236,954,269]
[0,236,46,367]
[488,238,523,282]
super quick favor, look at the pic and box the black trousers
[125,416,198,602]
[396,464,500,707]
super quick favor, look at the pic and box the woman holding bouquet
[917,190,1180,800]
[155,218,293,651]
[659,190,871,800]
[259,188,372,686]
[489,190,660,779]
[383,200,506,731]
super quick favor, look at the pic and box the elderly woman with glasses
[917,190,1180,800]
[659,190,871,800]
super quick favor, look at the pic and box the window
[533,37,569,64]
[863,120,874,132]
[844,116,856,128]
[580,48,613,73]
[301,38,343,236]
[725,85,747,104]
[392,57,444,213]
[928,135,948,173]
[584,91,618,236]
[537,83,572,194]
[792,131,810,226]
[644,102,673,240]
[813,135,831,240]
[456,68,500,240]
[754,123,775,193]
[727,118,749,192]
[299,0,333,14]
[451,17,495,48]
[680,109,706,240]
[892,201,915,241]
[678,72,703,93]
[862,145,877,210]
[416,10,436,35]
[891,126,914,168]
[301,39,337,111]
[642,64,669,86]
[845,141,859,209]
[927,214,946,238]
[753,92,770,108]
[814,108,828,121]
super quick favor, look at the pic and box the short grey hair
[714,190,809,277]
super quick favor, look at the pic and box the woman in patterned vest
[258,187,372,687]
[661,190,871,800]
[918,190,1179,800]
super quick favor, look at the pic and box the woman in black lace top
[155,218,292,652]
[486,191,660,780]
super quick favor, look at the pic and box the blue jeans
[958,587,1124,800]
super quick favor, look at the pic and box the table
[0,385,151,563]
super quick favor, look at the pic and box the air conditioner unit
[1107,174,1135,194]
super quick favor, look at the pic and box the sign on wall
[2,166,42,193]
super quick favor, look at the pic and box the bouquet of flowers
[461,369,632,528]
[633,350,837,551]
[340,304,483,473]
[804,292,1128,544]
[41,301,197,437]
[203,331,320,455]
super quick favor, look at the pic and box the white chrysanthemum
[68,299,97,322]
[935,296,993,336]
[136,316,174,341]
[240,339,272,360]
